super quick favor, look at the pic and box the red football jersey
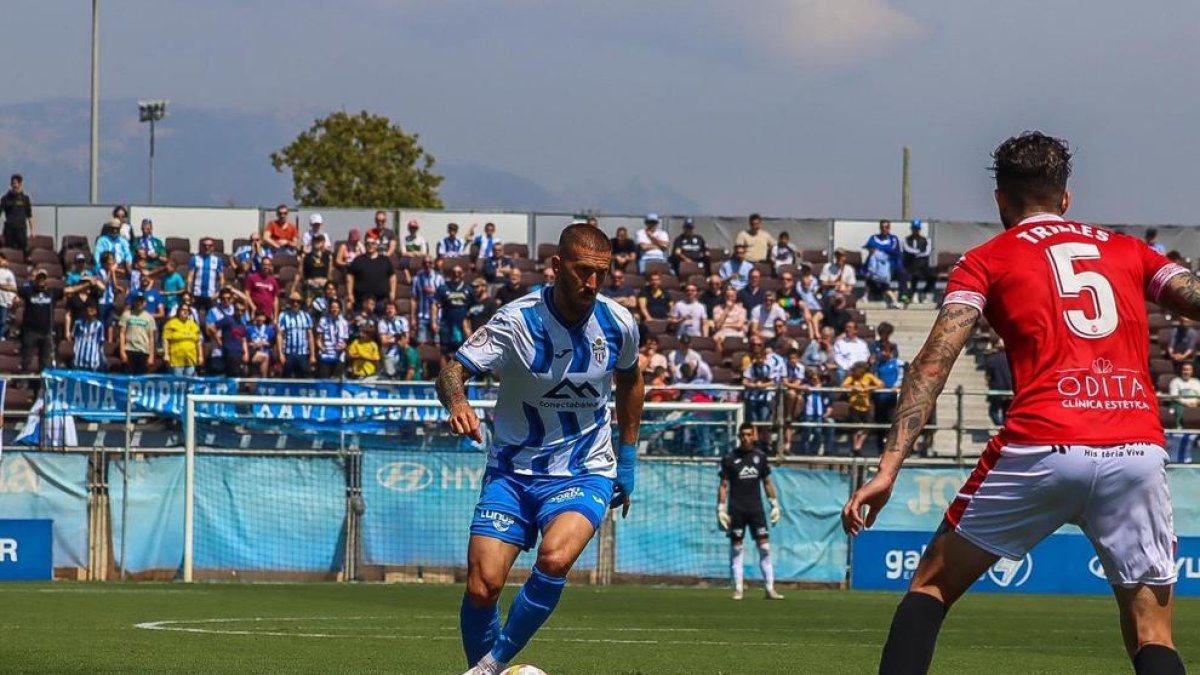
[944,214,1186,447]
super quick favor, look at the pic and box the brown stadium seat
[0,248,24,264]
[667,290,685,303]
[1150,359,1175,380]
[709,366,734,384]
[802,249,828,266]
[28,249,59,266]
[727,351,747,371]
[657,335,679,352]
[721,336,746,355]
[4,385,34,411]
[689,336,716,352]
[644,319,668,336]
[643,261,671,277]
[1158,373,1177,394]
[786,323,809,339]
[842,251,863,268]
[394,285,412,300]
[169,250,191,266]
[793,337,811,354]
[708,249,730,265]
[659,275,680,292]
[28,235,54,252]
[276,267,298,288]
[396,299,412,316]
[752,262,773,278]
[231,238,250,253]
[0,341,16,357]
[678,261,704,279]
[686,274,707,289]
[507,244,529,259]
[625,274,646,289]
[274,252,299,269]
[514,259,538,272]
[776,264,799,279]
[1157,328,1174,351]
[537,244,559,262]
[700,350,722,367]
[519,272,541,289]
[1182,407,1200,429]
[165,237,190,253]
[759,277,781,293]
[1161,407,1179,429]
[210,239,226,254]
[0,355,20,373]
[56,340,73,366]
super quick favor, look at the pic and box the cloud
[719,0,925,69]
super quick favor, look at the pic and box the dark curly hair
[990,131,1072,208]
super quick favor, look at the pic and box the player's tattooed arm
[613,367,645,446]
[880,303,980,470]
[436,359,470,410]
[1157,273,1200,322]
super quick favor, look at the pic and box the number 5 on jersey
[1047,242,1118,339]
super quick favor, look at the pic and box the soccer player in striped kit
[843,132,1190,675]
[439,224,644,675]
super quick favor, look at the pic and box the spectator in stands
[436,221,466,260]
[159,259,185,315]
[299,234,334,301]
[777,270,819,340]
[129,273,166,323]
[699,274,724,318]
[95,251,122,337]
[802,327,838,382]
[1146,227,1166,255]
[71,302,106,372]
[264,204,299,253]
[864,242,901,308]
[742,343,780,425]
[177,291,202,324]
[712,286,748,352]
[18,270,71,372]
[769,318,799,355]
[639,335,668,376]
[435,264,474,360]
[129,252,156,293]
[347,322,381,380]
[1,174,33,251]
[243,257,281,320]
[64,278,99,338]
[872,342,904,449]
[667,282,707,338]
[213,297,251,377]
[94,220,133,271]
[0,252,16,338]
[902,220,935,303]
[677,359,713,387]
[336,228,366,270]
[411,256,444,343]
[368,211,398,257]
[402,220,430,258]
[781,350,806,446]
[737,268,765,313]
[531,267,555,292]
[188,238,226,311]
[646,366,678,402]
[984,338,1013,427]
[347,237,396,311]
[233,233,272,278]
[377,300,410,377]
[635,213,670,274]
[719,245,753,291]
[769,231,798,268]
[393,330,422,380]
[819,249,856,299]
[277,292,315,378]
[600,268,638,312]
[610,226,638,272]
[351,296,379,338]
[301,213,332,254]
[638,272,670,323]
[798,366,833,454]
[670,217,709,276]
[162,303,202,377]
[482,243,516,284]
[870,321,899,364]
[1169,362,1200,463]
[749,290,787,339]
[111,206,133,241]
[246,310,275,378]
[203,287,237,371]
[310,281,338,319]
[736,213,775,262]
[467,278,499,332]
[65,252,94,286]
[832,320,870,382]
[842,360,882,455]
[315,298,349,378]
[468,221,500,262]
[495,268,526,306]
[136,218,166,270]
[865,220,906,297]
[666,333,704,380]
[821,294,852,335]
[1169,317,1197,372]
[118,294,157,375]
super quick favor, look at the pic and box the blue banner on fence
[359,451,595,571]
[616,462,849,583]
[0,452,88,569]
[851,530,1200,596]
[43,370,237,421]
[0,520,53,580]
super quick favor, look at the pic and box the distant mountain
[0,98,700,214]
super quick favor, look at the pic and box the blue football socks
[489,567,567,664]
[460,593,501,666]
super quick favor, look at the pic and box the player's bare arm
[438,359,481,442]
[612,366,645,517]
[841,303,979,535]
[716,477,730,530]
[1156,272,1200,321]
[763,475,781,525]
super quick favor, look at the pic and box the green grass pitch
[2,582,1196,674]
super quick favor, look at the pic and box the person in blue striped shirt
[412,256,445,344]
[95,251,123,340]
[436,222,467,259]
[315,298,349,379]
[71,303,106,372]
[187,238,226,311]
[440,224,644,675]
[276,292,315,378]
[468,221,500,263]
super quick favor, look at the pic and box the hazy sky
[7,0,1200,222]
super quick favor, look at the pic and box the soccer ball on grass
[500,666,547,675]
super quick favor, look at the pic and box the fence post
[954,385,965,464]
[119,388,132,581]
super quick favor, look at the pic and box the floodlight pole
[138,100,168,205]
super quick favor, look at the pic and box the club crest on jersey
[466,327,489,349]
[592,337,607,364]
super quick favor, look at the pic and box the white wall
[130,206,261,248]
[400,210,529,247]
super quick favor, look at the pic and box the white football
[500,666,547,675]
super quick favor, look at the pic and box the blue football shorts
[470,470,615,550]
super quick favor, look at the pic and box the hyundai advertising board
[852,530,1200,596]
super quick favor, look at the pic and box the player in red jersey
[843,132,1189,675]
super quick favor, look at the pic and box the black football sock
[1134,644,1186,675]
[878,591,947,675]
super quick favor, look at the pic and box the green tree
[271,111,443,208]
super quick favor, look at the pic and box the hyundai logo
[376,462,433,492]
[987,553,1034,588]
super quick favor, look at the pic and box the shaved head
[558,223,612,258]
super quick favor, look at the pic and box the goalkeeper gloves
[769,498,782,525]
[717,504,730,531]
[610,443,638,508]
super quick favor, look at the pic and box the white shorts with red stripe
[945,439,1177,588]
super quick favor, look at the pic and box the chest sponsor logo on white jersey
[1055,358,1151,412]
[542,379,602,408]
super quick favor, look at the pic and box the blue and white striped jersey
[456,288,640,478]
[72,319,105,371]
[413,270,445,322]
[277,309,314,356]
[188,253,226,298]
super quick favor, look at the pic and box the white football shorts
[945,440,1176,587]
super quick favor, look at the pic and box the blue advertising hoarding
[0,520,53,580]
